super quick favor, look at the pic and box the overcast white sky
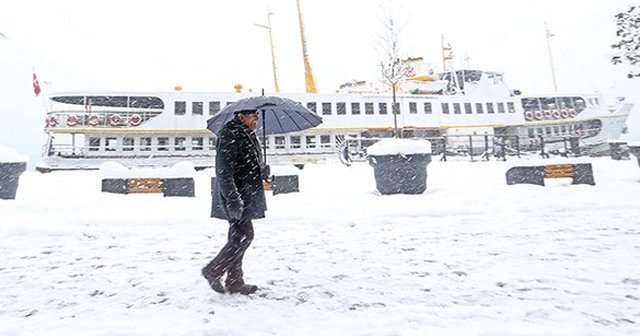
[1,0,639,167]
[0,0,637,95]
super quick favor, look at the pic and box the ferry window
[486,102,495,114]
[553,126,559,135]
[209,101,220,115]
[123,137,134,151]
[290,136,301,149]
[175,137,186,151]
[507,102,516,113]
[441,103,450,114]
[392,102,400,115]
[453,103,461,114]
[351,102,361,115]
[573,97,586,111]
[594,97,599,105]
[379,102,388,115]
[105,137,117,151]
[365,102,374,115]
[475,103,483,114]
[337,102,346,115]
[322,102,332,115]
[409,102,417,114]
[541,97,557,110]
[192,137,203,150]
[140,137,152,151]
[561,125,567,134]
[175,101,186,115]
[226,101,234,106]
[192,102,203,115]
[464,103,472,114]
[320,135,331,148]
[527,128,535,138]
[208,137,216,150]
[560,97,573,109]
[537,128,543,136]
[274,136,285,149]
[305,135,317,149]
[89,137,100,151]
[158,137,169,151]
[522,98,540,112]
[307,102,317,113]
[497,102,505,113]
[545,127,551,135]
[424,102,432,114]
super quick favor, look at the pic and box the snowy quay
[0,157,639,335]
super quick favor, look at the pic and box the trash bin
[608,140,630,160]
[0,145,28,200]
[629,143,640,167]
[0,162,27,200]
[366,139,432,195]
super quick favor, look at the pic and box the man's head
[236,110,259,131]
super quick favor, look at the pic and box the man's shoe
[201,270,226,294]
[227,284,258,295]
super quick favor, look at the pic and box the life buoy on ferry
[66,114,79,127]
[560,109,569,118]
[47,116,58,127]
[534,110,543,120]
[129,114,143,126]
[109,114,123,126]
[524,111,534,121]
[568,109,577,118]
[87,114,101,127]
[551,109,561,119]
[543,110,552,119]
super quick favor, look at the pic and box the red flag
[32,73,41,96]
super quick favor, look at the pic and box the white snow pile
[366,138,432,156]
[100,161,195,178]
[627,141,640,147]
[0,144,29,163]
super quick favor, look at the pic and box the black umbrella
[206,95,322,162]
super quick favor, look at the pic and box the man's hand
[226,197,244,220]
[261,164,271,182]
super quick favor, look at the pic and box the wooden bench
[128,178,163,193]
[102,177,194,197]
[506,163,595,186]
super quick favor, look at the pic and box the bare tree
[612,4,640,78]
[375,3,407,138]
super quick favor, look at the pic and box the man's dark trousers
[203,219,254,289]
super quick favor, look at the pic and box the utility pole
[255,9,280,93]
[545,22,558,93]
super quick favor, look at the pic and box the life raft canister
[129,114,143,126]
[109,114,123,126]
[66,114,79,127]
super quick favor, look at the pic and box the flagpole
[545,22,558,93]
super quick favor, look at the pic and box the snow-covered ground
[1,157,639,335]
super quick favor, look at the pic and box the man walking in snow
[202,110,268,295]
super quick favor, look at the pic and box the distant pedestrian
[202,110,268,295]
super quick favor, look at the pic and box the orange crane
[295,0,317,93]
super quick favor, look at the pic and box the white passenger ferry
[37,68,631,172]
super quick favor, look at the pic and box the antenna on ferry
[545,21,558,93]
[255,8,280,93]
[441,34,461,94]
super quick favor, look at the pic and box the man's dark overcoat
[211,118,267,220]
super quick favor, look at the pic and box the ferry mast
[255,9,281,93]
[296,0,317,93]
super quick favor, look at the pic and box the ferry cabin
[39,71,628,171]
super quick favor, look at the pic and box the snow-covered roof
[100,161,195,178]
[366,138,432,156]
[0,144,28,163]
[628,141,640,147]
